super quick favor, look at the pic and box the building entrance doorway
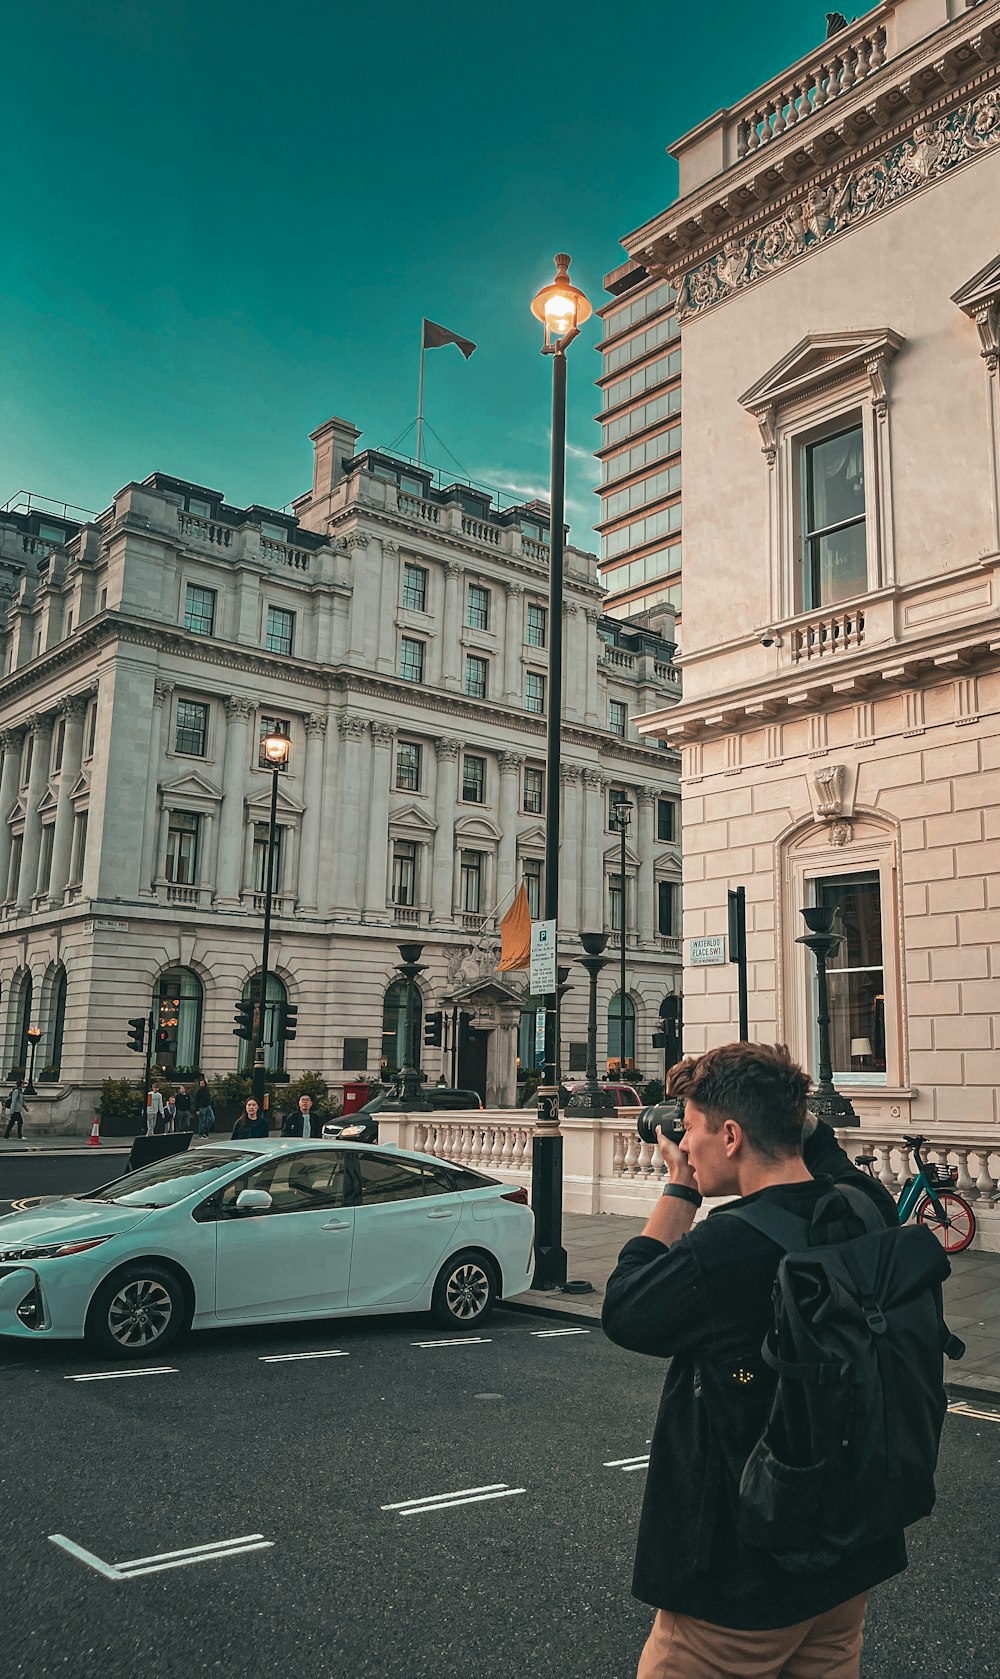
[458,1028,489,1102]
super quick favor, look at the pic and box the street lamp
[612,798,633,1079]
[381,942,431,1110]
[796,904,860,1128]
[529,253,592,1290]
[251,727,290,1111]
[567,933,615,1116]
[25,1025,41,1095]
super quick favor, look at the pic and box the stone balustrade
[260,535,310,572]
[398,492,441,526]
[734,18,887,159]
[176,511,234,548]
[791,607,866,662]
[461,515,503,547]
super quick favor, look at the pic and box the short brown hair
[667,1043,811,1160]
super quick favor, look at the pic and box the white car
[0,1141,535,1358]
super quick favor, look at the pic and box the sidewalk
[514,1211,1000,1401]
[0,1136,131,1152]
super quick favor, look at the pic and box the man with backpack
[604,1041,959,1679]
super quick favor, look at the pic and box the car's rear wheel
[431,1252,498,1329]
[85,1263,187,1359]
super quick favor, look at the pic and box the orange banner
[496,882,532,971]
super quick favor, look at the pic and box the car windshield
[83,1151,250,1207]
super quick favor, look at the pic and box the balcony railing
[245,891,289,915]
[165,884,202,906]
[461,516,503,547]
[393,905,421,926]
[791,607,865,662]
[398,493,441,526]
[176,511,233,548]
[260,536,310,572]
[733,16,888,160]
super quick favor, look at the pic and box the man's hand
[656,1126,698,1191]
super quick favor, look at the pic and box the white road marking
[49,1534,124,1581]
[604,1454,650,1472]
[948,1401,1000,1424]
[410,1337,492,1348]
[65,1368,178,1382]
[530,1327,591,1337]
[259,1350,349,1363]
[383,1483,507,1511]
[397,1488,525,1516]
[383,1483,525,1516]
[49,1532,273,1580]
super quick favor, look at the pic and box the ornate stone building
[632,0,1000,1131]
[0,422,682,1128]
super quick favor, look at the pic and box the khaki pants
[637,1591,867,1679]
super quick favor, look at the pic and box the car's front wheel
[431,1251,498,1329]
[85,1263,187,1359]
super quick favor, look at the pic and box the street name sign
[529,919,557,993]
[689,935,727,966]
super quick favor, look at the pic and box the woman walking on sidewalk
[3,1079,26,1140]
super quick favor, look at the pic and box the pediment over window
[388,802,438,835]
[454,813,502,842]
[245,784,304,817]
[603,840,641,869]
[161,770,223,803]
[952,256,1000,361]
[739,329,904,423]
[37,788,58,817]
[516,824,546,851]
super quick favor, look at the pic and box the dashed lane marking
[410,1337,492,1349]
[382,1483,525,1516]
[65,1368,178,1382]
[49,1532,273,1579]
[259,1350,349,1363]
[604,1455,650,1473]
[530,1327,591,1338]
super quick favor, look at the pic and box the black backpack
[725,1186,965,1575]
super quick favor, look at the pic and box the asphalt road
[0,1151,132,1213]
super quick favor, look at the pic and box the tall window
[166,812,200,885]
[657,798,675,842]
[523,766,543,815]
[609,872,624,932]
[392,841,417,906]
[526,603,546,648]
[802,423,866,608]
[462,754,485,803]
[402,564,428,612]
[48,967,67,1073]
[607,992,635,1065]
[70,812,88,884]
[21,734,32,786]
[251,823,284,892]
[461,850,483,912]
[265,606,295,656]
[814,871,886,1080]
[523,858,542,919]
[525,672,545,714]
[257,717,290,770]
[183,584,216,637]
[85,703,97,759]
[467,584,490,630]
[175,700,208,757]
[399,637,425,683]
[14,971,32,1073]
[396,740,421,792]
[37,825,55,896]
[7,835,22,901]
[238,971,287,1074]
[381,977,422,1079]
[51,718,65,773]
[609,700,627,737]
[152,967,203,1070]
[464,655,488,700]
[657,880,676,936]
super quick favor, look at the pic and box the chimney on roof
[309,416,362,501]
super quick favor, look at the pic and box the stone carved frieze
[674,89,1000,321]
[225,696,255,722]
[338,714,367,740]
[303,713,328,737]
[813,762,846,818]
[370,722,396,746]
[435,736,461,760]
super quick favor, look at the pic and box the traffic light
[126,1017,146,1054]
[155,1028,172,1055]
[280,1002,298,1042]
[423,1011,443,1048]
[458,1011,473,1048]
[233,999,254,1041]
[651,1031,668,1050]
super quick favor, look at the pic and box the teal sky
[4,0,820,544]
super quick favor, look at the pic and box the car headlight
[0,1235,113,1263]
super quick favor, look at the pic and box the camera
[636,1098,685,1148]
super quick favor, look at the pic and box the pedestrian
[231,1098,268,1140]
[174,1083,192,1131]
[3,1079,26,1140]
[280,1093,315,1139]
[145,1083,164,1137]
[163,1092,178,1133]
[194,1079,215,1137]
[603,1043,906,1679]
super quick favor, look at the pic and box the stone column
[431,736,461,923]
[563,601,583,723]
[559,764,582,933]
[345,533,372,664]
[0,728,24,901]
[637,787,657,948]
[333,715,367,912]
[17,714,53,911]
[375,540,398,672]
[138,681,172,897]
[584,609,601,724]
[214,696,254,908]
[316,715,341,916]
[363,721,395,921]
[440,563,463,691]
[496,751,523,909]
[502,582,523,703]
[297,713,328,913]
[48,695,88,904]
[582,769,605,931]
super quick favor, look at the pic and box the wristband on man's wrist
[661,1182,702,1207]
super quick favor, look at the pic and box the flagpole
[416,322,426,467]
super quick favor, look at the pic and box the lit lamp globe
[261,731,290,768]
[530,253,592,349]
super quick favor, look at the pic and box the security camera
[760,627,781,648]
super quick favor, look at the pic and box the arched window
[47,968,67,1074]
[381,978,422,1079]
[607,992,635,1068]
[153,968,203,1071]
[14,971,32,1075]
[238,972,287,1074]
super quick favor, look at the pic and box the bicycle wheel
[915,1191,976,1253]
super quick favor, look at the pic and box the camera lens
[636,1099,685,1147]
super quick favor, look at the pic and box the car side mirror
[235,1188,273,1213]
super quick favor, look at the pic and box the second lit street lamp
[251,726,291,1110]
[528,253,592,1290]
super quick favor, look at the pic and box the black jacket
[803,1118,899,1228]
[603,1177,907,1630]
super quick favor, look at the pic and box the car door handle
[322,1219,351,1231]
[426,1210,455,1220]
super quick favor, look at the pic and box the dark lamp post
[251,729,290,1111]
[612,798,633,1077]
[528,252,591,1291]
[381,942,431,1111]
[796,904,860,1129]
[25,1025,41,1095]
[567,933,614,1116]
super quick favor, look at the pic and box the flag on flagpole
[496,882,532,972]
[422,318,477,359]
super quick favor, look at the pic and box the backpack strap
[722,1200,812,1253]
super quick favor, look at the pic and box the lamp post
[381,942,431,1110]
[25,1025,41,1095]
[529,252,592,1290]
[251,727,291,1111]
[612,798,633,1078]
[567,933,614,1116]
[796,904,860,1128]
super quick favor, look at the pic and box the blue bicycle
[856,1133,976,1253]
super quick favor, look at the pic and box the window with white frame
[392,840,417,906]
[166,812,200,885]
[467,584,490,631]
[462,754,485,803]
[526,603,546,648]
[251,822,283,893]
[657,798,675,842]
[402,564,427,612]
[396,740,421,792]
[399,637,425,683]
[609,700,627,738]
[265,605,295,656]
[657,880,676,936]
[523,765,543,815]
[522,857,542,918]
[525,672,545,714]
[813,870,887,1080]
[183,583,216,637]
[464,655,488,700]
[801,423,867,609]
[460,850,482,913]
[609,872,624,932]
[175,700,208,757]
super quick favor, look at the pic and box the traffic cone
[88,1116,101,1148]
